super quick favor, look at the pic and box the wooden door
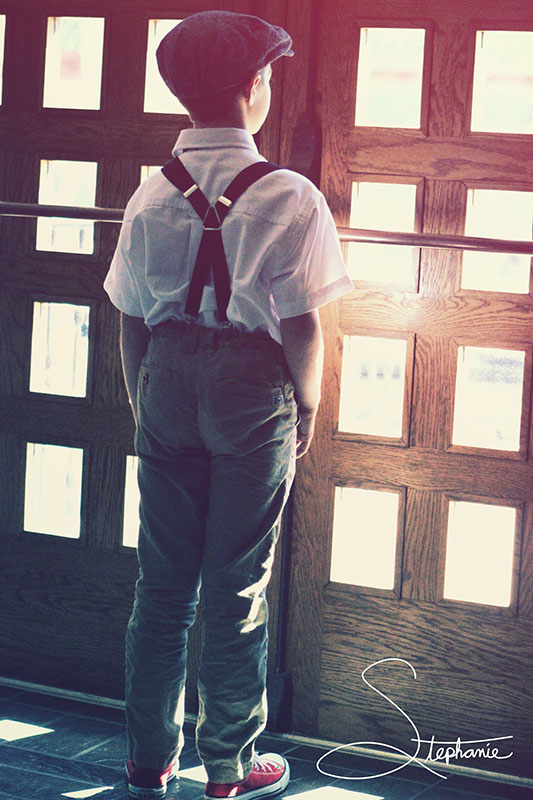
[284,0,533,779]
[0,0,290,702]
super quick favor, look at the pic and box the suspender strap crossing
[161,157,281,324]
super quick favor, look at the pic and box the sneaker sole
[205,759,290,800]
[128,787,167,800]
[127,767,179,799]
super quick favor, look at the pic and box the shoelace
[252,756,280,773]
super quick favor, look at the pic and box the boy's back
[103,11,352,800]
[105,126,349,342]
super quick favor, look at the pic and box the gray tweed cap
[156,10,293,101]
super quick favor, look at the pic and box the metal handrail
[1,200,533,255]
[0,201,123,223]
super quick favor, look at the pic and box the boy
[104,10,352,800]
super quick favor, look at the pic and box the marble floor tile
[0,687,531,800]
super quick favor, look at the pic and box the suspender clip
[202,205,222,231]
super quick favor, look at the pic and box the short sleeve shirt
[104,127,353,344]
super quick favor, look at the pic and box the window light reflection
[339,335,407,438]
[178,765,207,783]
[30,302,89,397]
[43,16,105,110]
[0,720,54,741]
[144,20,187,114]
[0,15,6,105]
[462,189,533,294]
[37,159,97,254]
[286,784,383,799]
[140,165,162,184]
[24,443,83,539]
[348,182,418,285]
[61,789,116,799]
[355,27,425,128]
[123,455,140,548]
[471,30,533,134]
[452,347,525,451]
[444,500,515,607]
[331,486,399,589]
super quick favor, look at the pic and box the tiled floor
[0,684,531,800]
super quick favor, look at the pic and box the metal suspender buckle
[202,204,222,231]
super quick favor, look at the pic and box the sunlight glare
[452,347,525,451]
[355,27,425,128]
[30,302,89,397]
[348,182,418,285]
[43,17,105,110]
[471,31,533,134]
[37,159,97,254]
[286,788,383,800]
[0,15,6,104]
[123,455,140,548]
[444,501,515,607]
[331,486,399,589]
[144,20,187,114]
[24,443,83,538]
[0,720,54,742]
[462,189,533,294]
[62,789,115,799]
[339,335,407,438]
[178,764,208,783]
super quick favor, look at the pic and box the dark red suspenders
[161,157,281,325]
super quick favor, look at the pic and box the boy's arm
[280,309,323,458]
[120,312,150,424]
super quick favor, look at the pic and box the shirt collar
[173,127,259,156]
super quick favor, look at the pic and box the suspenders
[161,157,281,326]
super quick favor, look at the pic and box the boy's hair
[183,67,268,125]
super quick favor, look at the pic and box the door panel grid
[285,0,533,778]
[1,0,533,779]
[0,0,289,703]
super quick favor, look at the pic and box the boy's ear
[244,72,262,105]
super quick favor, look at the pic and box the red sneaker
[126,758,179,798]
[205,753,290,800]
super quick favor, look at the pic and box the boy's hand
[280,310,323,460]
[296,406,318,458]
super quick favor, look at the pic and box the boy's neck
[193,120,247,131]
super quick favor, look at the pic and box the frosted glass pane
[43,17,104,110]
[348,182,418,285]
[140,165,162,184]
[462,189,532,294]
[452,347,525,451]
[24,443,83,538]
[37,159,97,254]
[471,31,533,134]
[355,28,425,128]
[144,20,187,114]
[331,486,399,589]
[0,15,6,105]
[339,336,407,438]
[444,500,515,607]
[123,455,140,548]
[30,302,89,397]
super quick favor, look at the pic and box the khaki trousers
[125,321,297,782]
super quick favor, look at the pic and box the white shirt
[104,128,352,343]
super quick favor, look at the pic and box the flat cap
[156,10,293,101]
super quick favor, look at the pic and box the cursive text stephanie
[316,658,513,781]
